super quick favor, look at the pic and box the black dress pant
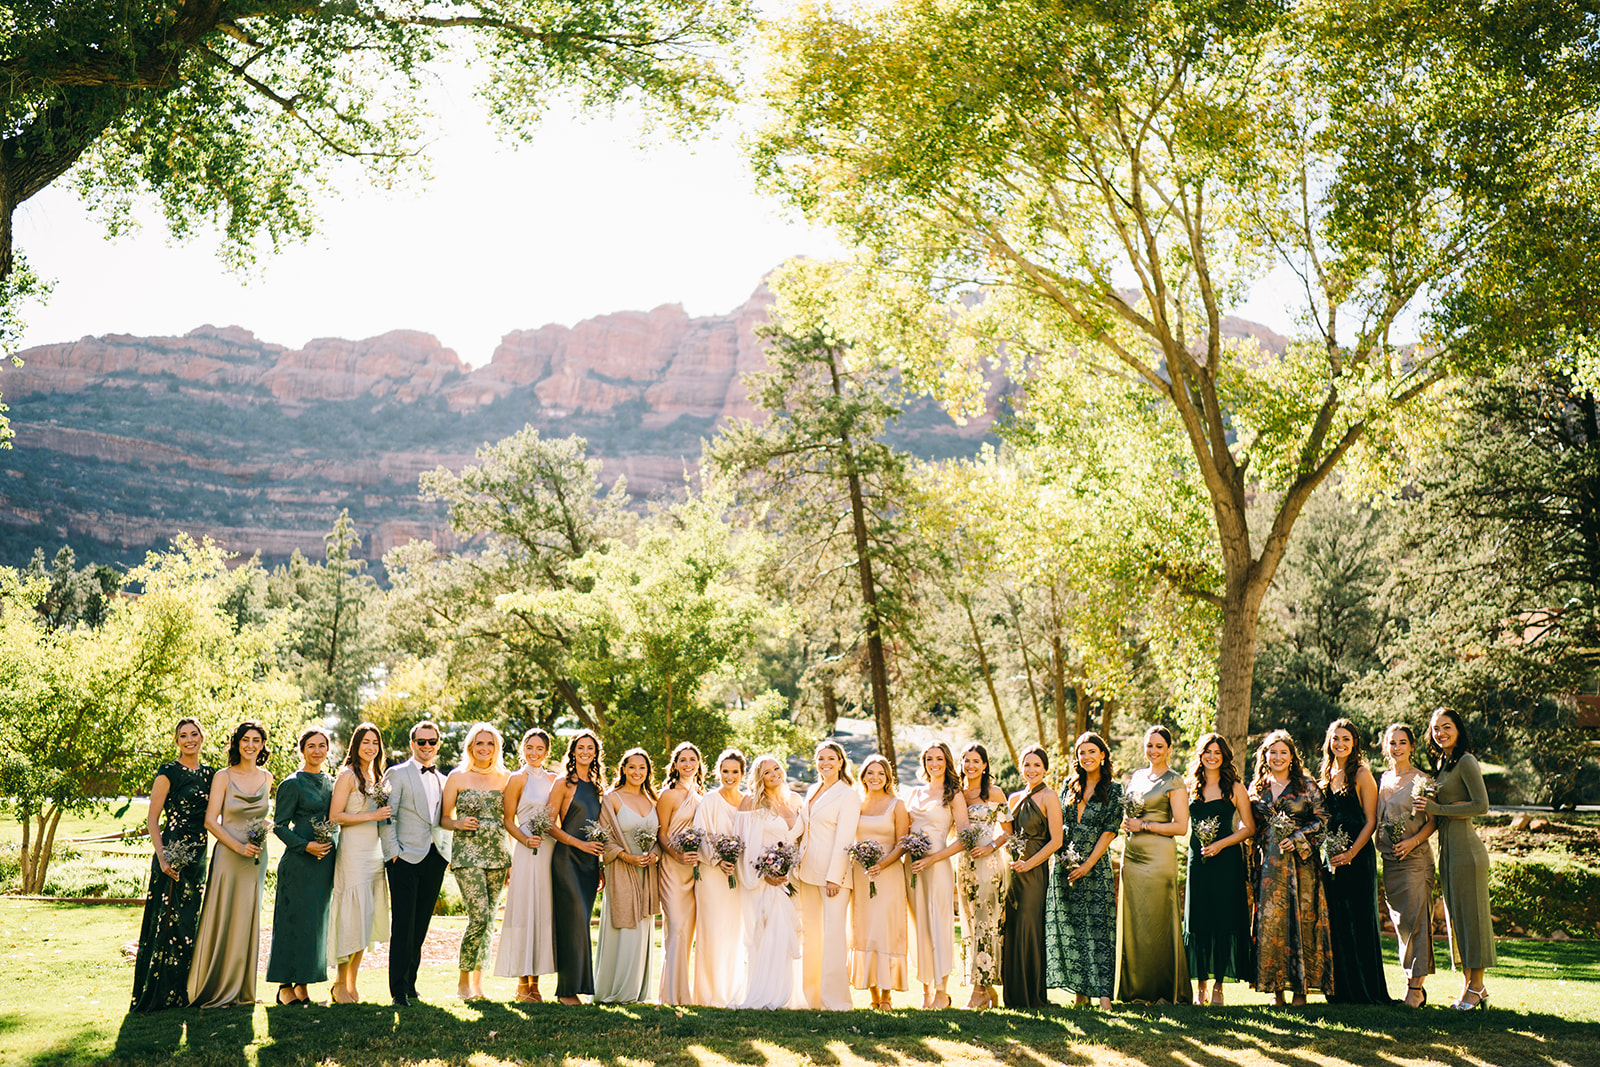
[386,845,448,999]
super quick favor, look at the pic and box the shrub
[1491,857,1600,939]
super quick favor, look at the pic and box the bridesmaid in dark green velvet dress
[1320,719,1391,1004]
[1002,744,1063,1009]
[547,730,607,1004]
[131,717,216,1012]
[265,726,337,1005]
[1183,732,1256,1006]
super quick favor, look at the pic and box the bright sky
[12,71,1310,367]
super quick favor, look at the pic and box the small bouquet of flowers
[1414,775,1439,804]
[1382,813,1410,849]
[710,832,745,889]
[374,778,393,825]
[1060,840,1084,869]
[1267,806,1297,842]
[456,791,483,833]
[1122,795,1145,823]
[159,834,202,874]
[671,827,706,880]
[523,806,555,847]
[846,839,886,897]
[1193,816,1222,862]
[244,817,273,866]
[1321,826,1353,872]
[898,830,934,889]
[632,826,658,856]
[754,839,801,896]
[311,818,338,859]
[581,819,612,850]
[957,826,983,852]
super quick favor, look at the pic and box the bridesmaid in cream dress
[656,742,704,1005]
[957,742,1011,1010]
[849,754,910,1008]
[694,749,748,1006]
[1115,725,1192,1004]
[327,722,392,1003]
[594,749,662,1003]
[188,721,273,1009]
[797,740,861,1011]
[495,728,559,1002]
[739,754,807,1010]
[905,741,969,1010]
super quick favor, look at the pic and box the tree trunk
[821,672,840,734]
[1216,593,1263,759]
[1008,600,1047,745]
[1050,634,1069,757]
[1074,684,1089,740]
[1101,696,1115,742]
[963,598,1019,768]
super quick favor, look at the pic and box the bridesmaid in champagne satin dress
[1377,723,1436,1007]
[904,742,969,1010]
[694,749,748,1006]
[656,742,704,1005]
[1001,744,1063,1009]
[849,754,909,1007]
[495,728,558,1002]
[1115,725,1192,1004]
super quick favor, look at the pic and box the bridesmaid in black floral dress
[1046,732,1123,1010]
[131,717,216,1012]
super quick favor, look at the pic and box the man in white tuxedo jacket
[378,719,452,1006]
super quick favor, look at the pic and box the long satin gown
[1251,781,1333,995]
[552,779,603,998]
[1428,754,1496,969]
[131,760,215,1012]
[848,800,909,991]
[1377,770,1436,980]
[905,785,956,986]
[658,790,700,1004]
[739,806,806,1009]
[1325,784,1391,1003]
[1047,781,1122,998]
[266,770,335,986]
[1115,770,1192,1003]
[1182,794,1253,985]
[494,770,557,979]
[328,782,389,963]
[594,801,659,1003]
[187,773,270,1008]
[957,800,1009,991]
[693,789,746,1006]
[1001,786,1051,1009]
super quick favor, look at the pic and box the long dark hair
[1426,707,1475,773]
[612,747,659,802]
[921,741,961,807]
[344,721,386,796]
[1319,717,1369,795]
[1384,722,1420,767]
[960,742,993,800]
[227,720,270,767]
[665,741,704,792]
[1064,732,1112,806]
[1187,732,1240,801]
[816,740,853,786]
[714,748,747,782]
[1250,729,1309,796]
[1019,743,1051,784]
[564,729,606,784]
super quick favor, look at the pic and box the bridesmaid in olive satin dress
[547,730,606,1004]
[1001,744,1063,1009]
[1116,726,1192,1004]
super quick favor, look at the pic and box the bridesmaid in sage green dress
[1046,731,1122,1010]
[1415,708,1495,1010]
[265,726,337,1005]
[1115,725,1192,1004]
[1001,744,1063,1009]
[131,717,215,1012]
[187,720,273,1009]
[441,721,513,1001]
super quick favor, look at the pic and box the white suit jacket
[377,759,453,865]
[797,780,860,887]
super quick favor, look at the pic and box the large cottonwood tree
[755,0,1600,752]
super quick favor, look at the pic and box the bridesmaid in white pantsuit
[797,740,861,1012]
[694,749,748,1007]
[494,728,559,1002]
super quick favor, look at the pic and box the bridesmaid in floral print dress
[1249,729,1333,1005]
[1046,732,1122,1010]
[957,743,1010,1010]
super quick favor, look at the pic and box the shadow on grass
[88,999,1600,1067]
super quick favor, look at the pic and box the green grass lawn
[3,899,1599,1067]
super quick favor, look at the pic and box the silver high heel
[1454,986,1488,1011]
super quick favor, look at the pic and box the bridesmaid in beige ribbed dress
[657,742,704,1005]
[1378,723,1436,1007]
[187,720,273,1009]
[694,749,748,1006]
[905,741,969,1010]
[849,754,910,1008]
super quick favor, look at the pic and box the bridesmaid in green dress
[1183,732,1255,1006]
[131,717,216,1012]
[1001,744,1063,1009]
[442,721,513,1001]
[1115,725,1192,1004]
[1414,707,1495,1010]
[265,726,336,1005]
[1045,731,1122,1010]
[187,720,273,1009]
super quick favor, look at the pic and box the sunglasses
[414,737,440,747]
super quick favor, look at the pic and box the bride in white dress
[739,754,807,1010]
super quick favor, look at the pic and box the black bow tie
[420,765,441,775]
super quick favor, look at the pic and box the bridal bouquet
[754,840,800,896]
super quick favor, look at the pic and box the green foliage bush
[1491,857,1600,939]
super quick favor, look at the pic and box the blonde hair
[859,753,898,797]
[462,722,508,776]
[749,754,797,815]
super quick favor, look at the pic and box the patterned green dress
[1046,780,1123,997]
[451,787,511,970]
[130,760,216,1012]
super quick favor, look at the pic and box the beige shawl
[599,794,661,930]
